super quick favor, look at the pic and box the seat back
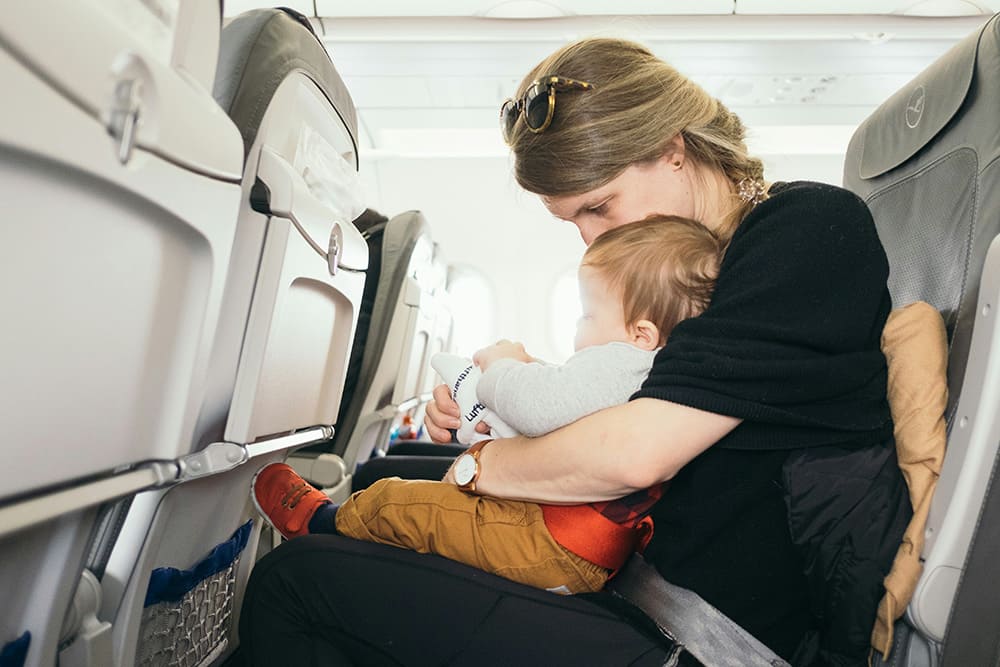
[335,210,445,462]
[843,12,1000,651]
[0,3,242,666]
[212,8,367,447]
[96,9,369,666]
[290,210,449,497]
[420,242,455,434]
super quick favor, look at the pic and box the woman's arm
[445,397,741,503]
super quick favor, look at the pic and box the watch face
[454,453,477,486]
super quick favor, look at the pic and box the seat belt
[607,554,791,667]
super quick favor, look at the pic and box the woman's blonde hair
[582,215,721,345]
[509,38,765,240]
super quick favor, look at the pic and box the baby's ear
[629,320,661,351]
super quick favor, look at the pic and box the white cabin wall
[362,155,585,363]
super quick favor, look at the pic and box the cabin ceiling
[225,1,1000,18]
[222,1,998,160]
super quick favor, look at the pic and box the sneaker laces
[281,482,313,509]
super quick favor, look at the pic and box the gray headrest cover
[213,9,358,165]
[857,25,978,180]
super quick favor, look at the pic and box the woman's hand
[426,340,533,443]
[424,383,489,443]
[473,340,533,372]
[424,383,461,443]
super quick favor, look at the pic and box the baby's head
[575,215,721,352]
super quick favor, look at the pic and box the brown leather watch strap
[458,439,492,493]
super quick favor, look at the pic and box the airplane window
[446,264,497,358]
[548,266,582,363]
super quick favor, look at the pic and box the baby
[252,214,721,594]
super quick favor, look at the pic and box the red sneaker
[251,463,330,539]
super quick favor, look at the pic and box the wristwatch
[453,439,492,493]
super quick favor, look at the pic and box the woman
[239,38,910,666]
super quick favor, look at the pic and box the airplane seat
[341,239,460,492]
[390,243,455,441]
[287,210,450,501]
[392,239,454,443]
[378,260,486,461]
[93,8,369,667]
[340,208,393,419]
[425,241,456,417]
[0,2,243,666]
[843,12,1000,664]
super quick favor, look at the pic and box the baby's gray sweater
[475,341,656,437]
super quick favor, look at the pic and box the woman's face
[542,152,694,245]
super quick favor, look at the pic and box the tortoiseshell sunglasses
[499,76,594,143]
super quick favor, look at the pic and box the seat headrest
[855,16,993,180]
[213,8,358,165]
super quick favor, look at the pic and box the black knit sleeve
[633,181,894,450]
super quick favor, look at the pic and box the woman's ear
[629,319,661,351]
[664,134,686,170]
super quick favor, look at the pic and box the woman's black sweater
[634,181,911,665]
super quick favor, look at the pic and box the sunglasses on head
[499,76,594,143]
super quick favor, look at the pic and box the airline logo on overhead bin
[905,85,926,129]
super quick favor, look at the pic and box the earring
[673,160,681,167]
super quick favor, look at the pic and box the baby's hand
[473,340,532,372]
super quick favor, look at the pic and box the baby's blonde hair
[582,216,721,345]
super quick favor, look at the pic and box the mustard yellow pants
[335,477,609,594]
